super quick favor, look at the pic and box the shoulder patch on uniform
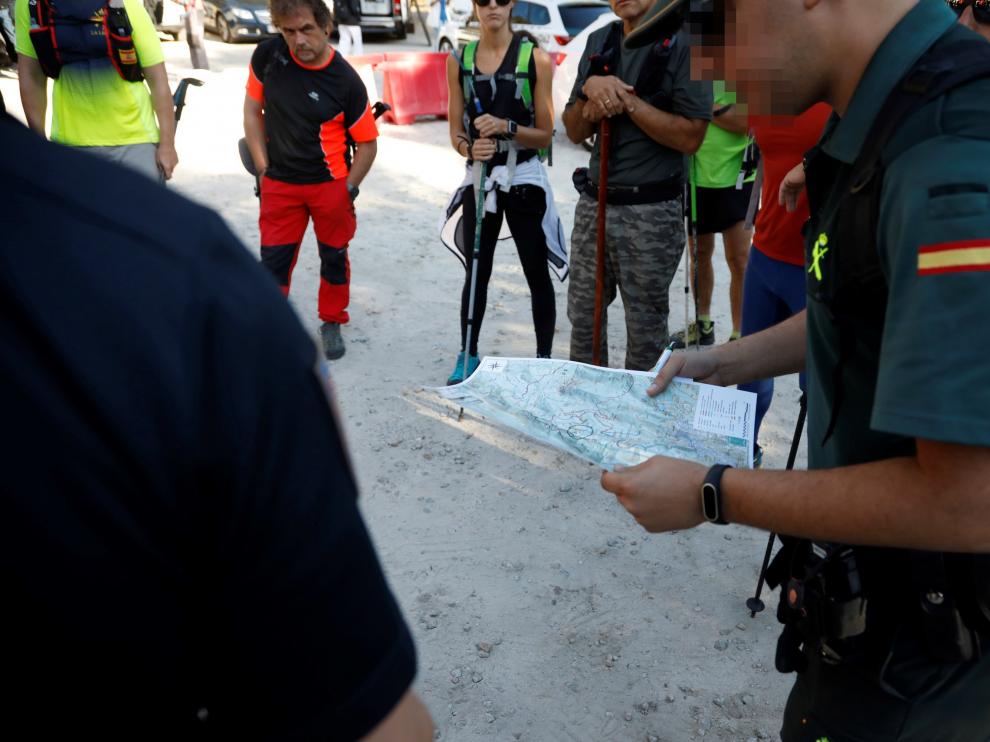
[918,239,990,276]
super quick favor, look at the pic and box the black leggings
[459,183,556,356]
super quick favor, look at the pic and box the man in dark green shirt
[601,1,990,738]
[562,0,711,371]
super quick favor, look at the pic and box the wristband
[701,464,732,525]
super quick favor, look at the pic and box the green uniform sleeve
[125,0,165,68]
[15,0,36,59]
[872,134,990,446]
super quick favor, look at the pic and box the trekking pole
[682,183,691,349]
[746,392,807,617]
[688,157,700,350]
[172,77,203,124]
[457,158,488,422]
[591,117,611,366]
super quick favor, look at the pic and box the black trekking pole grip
[172,77,204,124]
[746,392,807,617]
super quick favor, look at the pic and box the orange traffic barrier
[380,52,450,125]
[343,53,385,68]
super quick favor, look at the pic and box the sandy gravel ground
[1,30,807,740]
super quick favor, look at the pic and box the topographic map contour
[436,357,756,470]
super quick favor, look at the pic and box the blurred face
[610,0,653,27]
[690,0,823,116]
[474,0,514,32]
[276,8,331,63]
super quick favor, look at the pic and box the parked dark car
[204,0,277,43]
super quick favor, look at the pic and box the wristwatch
[347,182,359,202]
[701,464,732,525]
[506,119,518,139]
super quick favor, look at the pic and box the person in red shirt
[738,103,831,448]
[243,0,378,360]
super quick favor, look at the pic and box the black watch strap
[701,464,732,525]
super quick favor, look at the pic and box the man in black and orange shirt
[243,0,378,360]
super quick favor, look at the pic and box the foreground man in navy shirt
[0,112,432,741]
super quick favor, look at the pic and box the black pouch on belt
[572,167,589,195]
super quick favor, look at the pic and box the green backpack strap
[513,39,552,164]
[515,40,534,110]
[462,40,479,107]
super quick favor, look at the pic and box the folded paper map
[435,357,756,471]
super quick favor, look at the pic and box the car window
[511,1,531,24]
[558,4,611,36]
[526,2,551,25]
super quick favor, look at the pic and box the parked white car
[428,0,471,52]
[144,0,185,40]
[433,0,611,55]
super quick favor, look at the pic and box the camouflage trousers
[567,193,685,370]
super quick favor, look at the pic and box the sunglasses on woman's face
[948,0,990,24]
[474,0,512,7]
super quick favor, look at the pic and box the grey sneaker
[319,322,345,360]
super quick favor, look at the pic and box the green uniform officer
[602,1,990,739]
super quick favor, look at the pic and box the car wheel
[438,37,453,53]
[217,14,233,43]
[394,20,406,40]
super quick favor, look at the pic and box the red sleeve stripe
[348,104,379,143]
[918,239,990,275]
[246,66,264,103]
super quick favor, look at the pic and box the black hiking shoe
[670,320,715,349]
[319,322,345,360]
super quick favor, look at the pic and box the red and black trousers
[259,176,355,324]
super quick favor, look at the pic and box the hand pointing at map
[647,349,725,396]
[601,456,709,532]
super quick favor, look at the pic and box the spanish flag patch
[918,239,990,275]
